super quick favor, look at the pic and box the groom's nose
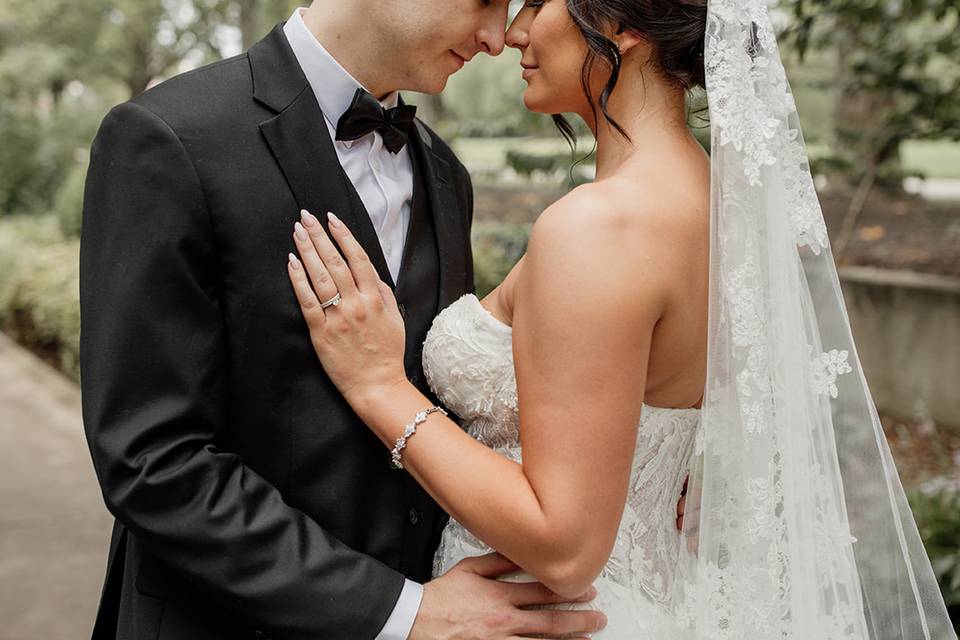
[476,18,506,56]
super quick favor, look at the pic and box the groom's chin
[418,74,453,96]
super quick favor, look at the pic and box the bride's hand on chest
[286,208,408,401]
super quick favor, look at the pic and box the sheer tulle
[673,1,956,638]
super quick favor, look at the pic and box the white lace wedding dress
[423,293,701,637]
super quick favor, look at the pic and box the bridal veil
[675,0,957,638]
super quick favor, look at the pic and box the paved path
[0,332,112,640]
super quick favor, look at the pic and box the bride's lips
[521,64,539,80]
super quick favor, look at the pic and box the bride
[285,0,955,638]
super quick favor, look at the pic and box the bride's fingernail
[597,613,608,630]
[294,221,307,240]
[327,212,343,229]
[300,209,317,226]
[288,252,301,269]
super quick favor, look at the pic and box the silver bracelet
[390,406,448,470]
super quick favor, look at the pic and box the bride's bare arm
[288,192,681,599]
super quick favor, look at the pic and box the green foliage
[54,159,89,239]
[7,241,81,379]
[0,215,79,378]
[909,483,960,630]
[0,100,104,218]
[505,150,572,177]
[0,106,46,214]
[471,221,530,297]
[435,48,565,139]
[781,0,960,185]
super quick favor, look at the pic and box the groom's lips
[449,50,468,68]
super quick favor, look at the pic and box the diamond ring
[319,292,342,309]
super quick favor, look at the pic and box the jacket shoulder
[128,54,255,129]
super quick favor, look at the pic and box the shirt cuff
[374,579,424,640]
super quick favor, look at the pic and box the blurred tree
[781,0,959,258]
[782,0,960,190]
[94,0,235,97]
[231,0,298,49]
[0,0,108,104]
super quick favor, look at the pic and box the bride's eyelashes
[524,0,545,8]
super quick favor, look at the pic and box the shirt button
[408,508,421,525]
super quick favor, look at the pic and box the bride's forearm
[347,380,594,597]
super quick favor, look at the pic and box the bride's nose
[505,13,530,50]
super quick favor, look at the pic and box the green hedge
[910,483,960,631]
[471,221,531,298]
[0,215,80,379]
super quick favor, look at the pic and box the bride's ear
[614,27,650,61]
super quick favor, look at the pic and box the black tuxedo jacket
[80,24,474,640]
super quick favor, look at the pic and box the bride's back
[494,135,711,411]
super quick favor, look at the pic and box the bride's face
[505,0,600,118]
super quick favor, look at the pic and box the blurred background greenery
[0,0,957,628]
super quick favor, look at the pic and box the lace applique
[674,0,870,636]
[424,295,700,632]
[706,0,828,254]
[810,348,853,398]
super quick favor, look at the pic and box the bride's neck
[589,73,690,180]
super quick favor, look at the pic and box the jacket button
[408,508,421,525]
[254,631,269,639]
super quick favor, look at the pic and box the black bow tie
[334,88,417,154]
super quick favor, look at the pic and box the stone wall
[840,266,960,427]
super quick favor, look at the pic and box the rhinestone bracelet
[390,406,448,470]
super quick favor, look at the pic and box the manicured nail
[288,252,301,269]
[597,613,608,630]
[294,221,307,240]
[327,211,343,229]
[300,209,317,226]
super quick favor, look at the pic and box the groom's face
[371,0,511,93]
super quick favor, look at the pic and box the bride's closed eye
[524,0,545,8]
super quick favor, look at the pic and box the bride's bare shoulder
[528,177,707,263]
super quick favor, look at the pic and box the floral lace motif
[706,0,827,254]
[423,294,701,635]
[677,0,870,637]
[810,348,853,398]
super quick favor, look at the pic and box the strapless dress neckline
[459,293,701,416]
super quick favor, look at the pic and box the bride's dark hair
[555,0,708,144]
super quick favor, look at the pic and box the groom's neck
[302,1,397,99]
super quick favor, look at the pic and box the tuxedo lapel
[251,25,394,288]
[408,121,469,311]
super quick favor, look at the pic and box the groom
[80,1,607,639]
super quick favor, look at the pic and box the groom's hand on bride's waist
[410,553,607,640]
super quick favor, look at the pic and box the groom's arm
[80,100,405,640]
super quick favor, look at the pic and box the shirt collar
[283,8,399,146]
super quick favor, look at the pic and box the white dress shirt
[284,7,413,284]
[284,9,423,640]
